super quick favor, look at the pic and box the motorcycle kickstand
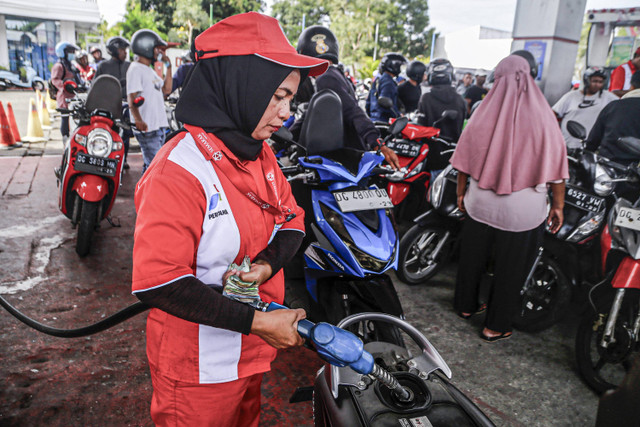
[106,215,121,228]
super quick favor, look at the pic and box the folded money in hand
[223,255,261,304]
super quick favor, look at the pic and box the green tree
[200,0,265,25]
[271,0,330,44]
[174,0,209,48]
[107,1,165,41]
[141,0,176,34]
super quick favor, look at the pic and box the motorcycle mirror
[133,96,145,108]
[63,80,78,94]
[615,136,640,157]
[566,120,587,140]
[441,109,458,121]
[388,116,409,135]
[378,96,393,109]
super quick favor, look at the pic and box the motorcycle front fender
[413,209,456,228]
[612,257,640,290]
[387,182,410,205]
[71,174,109,202]
[349,274,404,317]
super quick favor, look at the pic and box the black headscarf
[175,55,307,160]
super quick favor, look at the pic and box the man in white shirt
[553,67,618,149]
[127,29,172,172]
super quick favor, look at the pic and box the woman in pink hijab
[450,53,568,342]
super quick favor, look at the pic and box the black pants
[454,216,543,333]
[60,115,70,138]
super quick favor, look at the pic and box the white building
[0,0,100,79]
[433,25,513,72]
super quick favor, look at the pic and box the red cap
[194,12,329,77]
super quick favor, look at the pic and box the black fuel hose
[0,295,149,338]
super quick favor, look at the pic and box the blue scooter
[276,89,409,345]
[0,64,46,91]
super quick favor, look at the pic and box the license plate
[565,186,604,213]
[74,152,118,177]
[333,189,394,212]
[614,207,640,232]
[386,139,422,158]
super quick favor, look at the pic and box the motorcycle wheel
[512,255,571,332]
[0,81,6,91]
[320,283,405,347]
[32,80,45,91]
[575,292,639,394]
[76,199,99,257]
[397,223,451,285]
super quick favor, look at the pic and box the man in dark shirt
[464,69,488,115]
[292,26,399,169]
[397,60,426,114]
[418,58,466,141]
[367,52,407,122]
[586,72,640,165]
[94,36,132,168]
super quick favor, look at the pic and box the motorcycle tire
[397,223,452,285]
[32,80,45,91]
[512,255,571,333]
[320,283,405,347]
[76,199,99,257]
[575,291,639,394]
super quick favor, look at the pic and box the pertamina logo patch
[208,185,229,220]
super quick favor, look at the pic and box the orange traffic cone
[6,102,21,142]
[0,102,17,148]
[39,96,52,129]
[46,89,57,113]
[22,98,46,143]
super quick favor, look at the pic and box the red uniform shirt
[609,60,638,92]
[132,130,304,384]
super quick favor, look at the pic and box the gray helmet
[379,52,407,76]
[106,36,130,58]
[297,26,339,64]
[583,67,607,88]
[131,29,167,60]
[427,58,454,85]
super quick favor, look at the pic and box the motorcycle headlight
[566,211,605,243]
[86,128,113,158]
[405,162,423,179]
[593,164,613,196]
[429,172,445,209]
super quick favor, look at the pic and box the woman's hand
[222,260,273,287]
[380,145,400,170]
[547,206,564,234]
[251,309,307,349]
[457,171,469,212]
[457,194,466,212]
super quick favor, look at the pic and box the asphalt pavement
[0,90,599,426]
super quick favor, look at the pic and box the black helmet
[379,52,407,76]
[297,26,339,64]
[427,58,454,85]
[131,29,167,60]
[406,60,426,83]
[510,49,538,78]
[583,67,607,88]
[106,36,130,58]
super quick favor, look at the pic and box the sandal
[457,303,487,320]
[480,330,512,342]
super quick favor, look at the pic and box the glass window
[5,17,60,80]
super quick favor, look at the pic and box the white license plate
[333,189,394,212]
[614,207,640,232]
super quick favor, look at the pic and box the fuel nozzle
[371,363,412,402]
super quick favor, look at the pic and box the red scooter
[381,110,458,221]
[56,75,142,256]
[575,137,640,393]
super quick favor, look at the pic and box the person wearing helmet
[291,25,399,169]
[126,29,172,173]
[51,41,82,143]
[552,67,618,149]
[74,50,94,82]
[366,52,407,122]
[132,12,327,425]
[95,36,132,168]
[171,53,195,93]
[397,60,426,114]
[417,58,466,141]
[463,69,488,115]
[89,46,104,69]
[609,46,640,97]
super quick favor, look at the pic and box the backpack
[47,79,58,100]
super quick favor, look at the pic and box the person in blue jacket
[367,52,407,122]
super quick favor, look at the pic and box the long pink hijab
[450,55,568,195]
